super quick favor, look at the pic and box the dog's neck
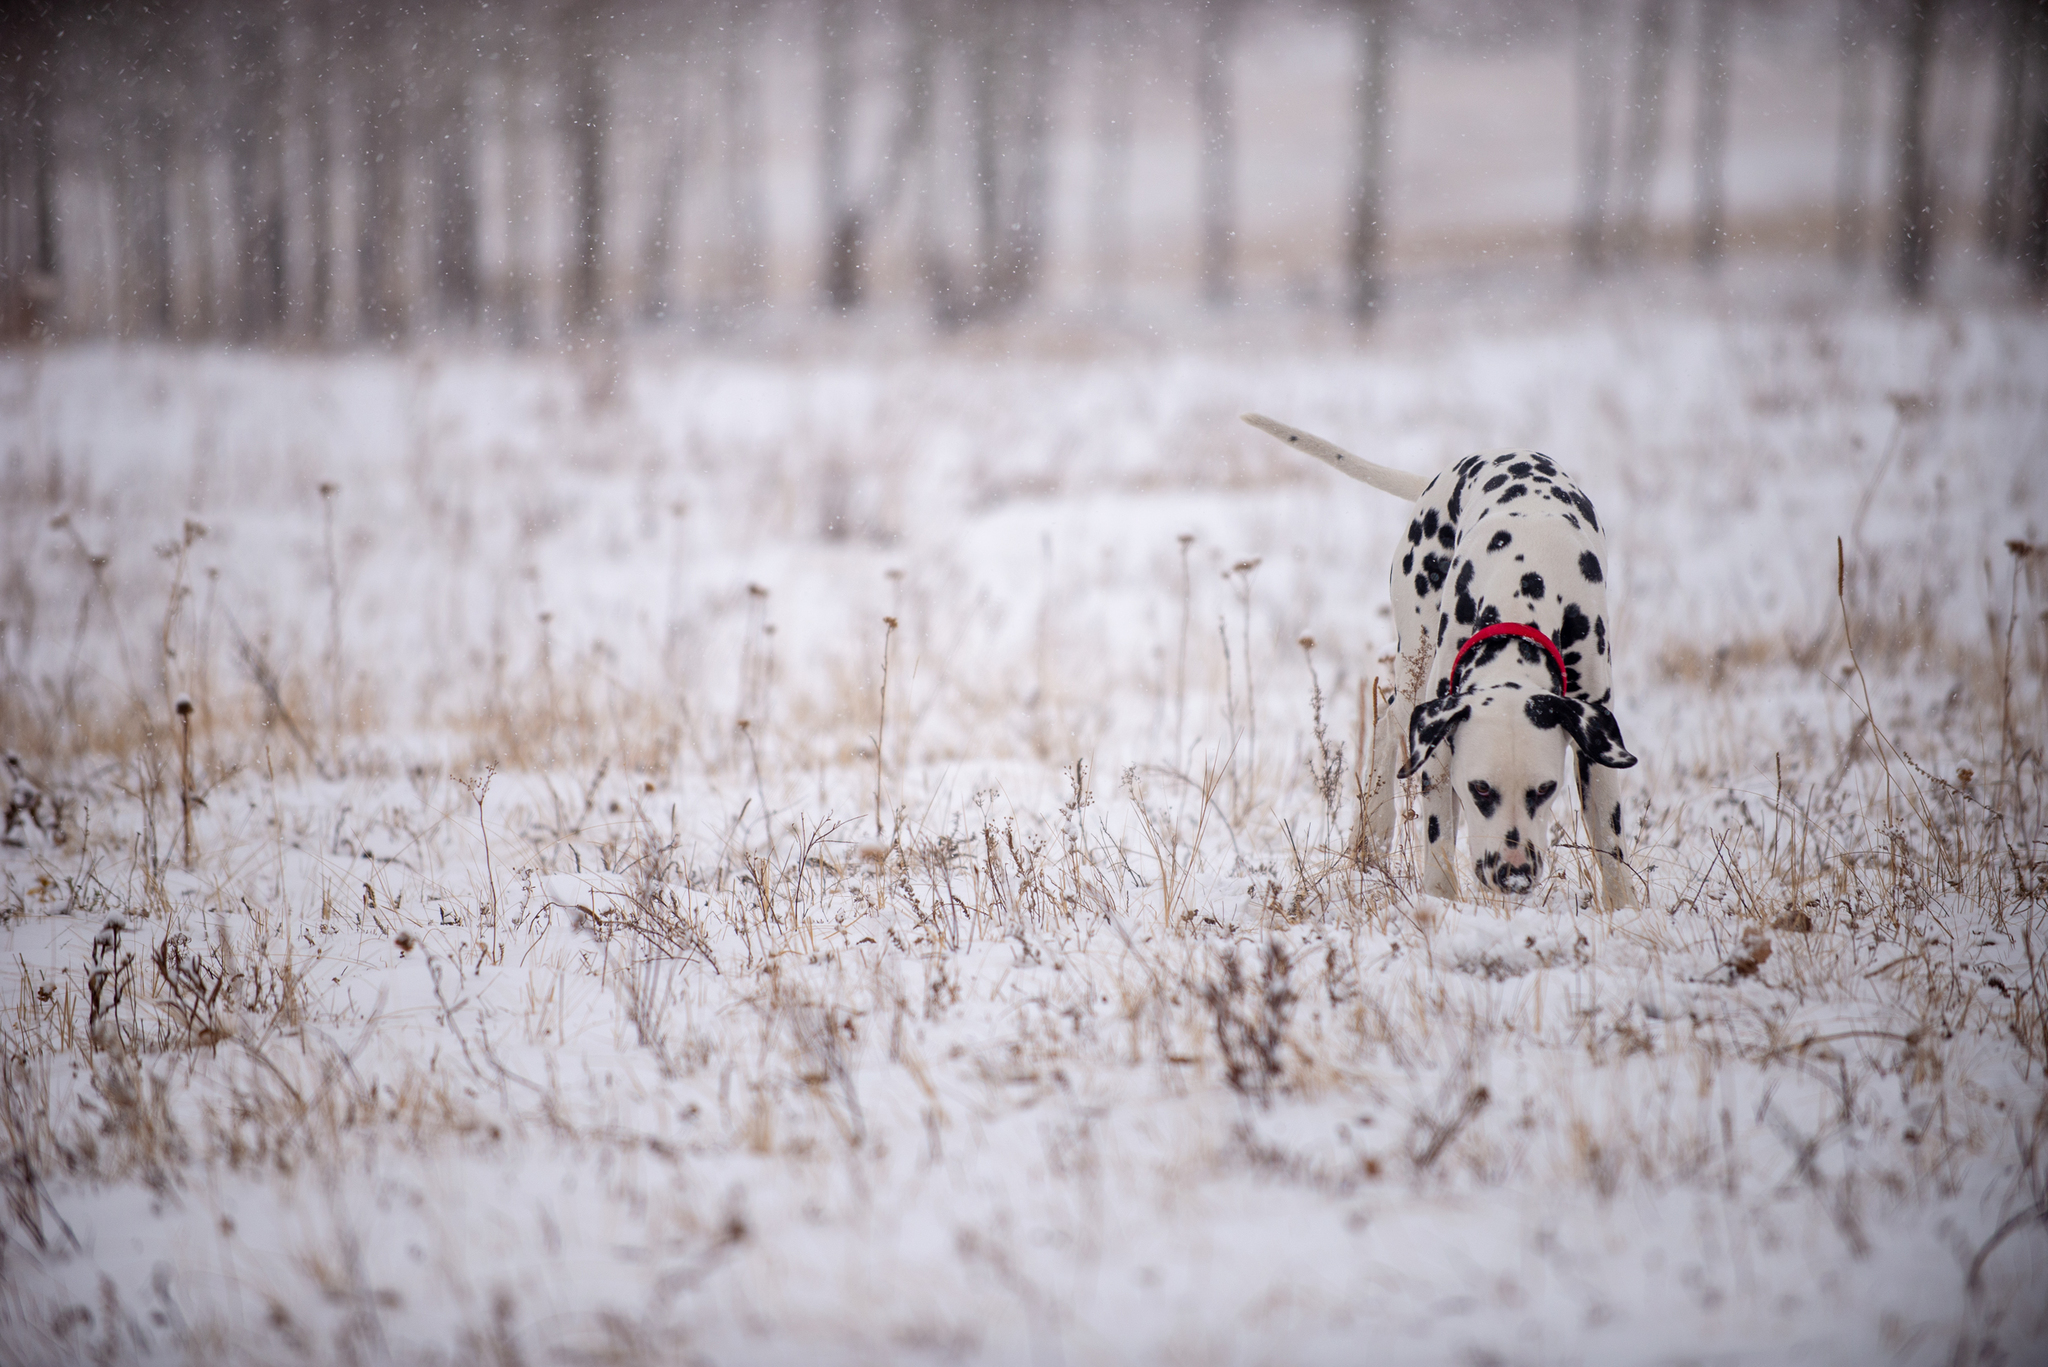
[1447,622,1567,696]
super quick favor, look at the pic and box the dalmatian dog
[1243,415,1638,909]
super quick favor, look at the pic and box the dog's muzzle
[1493,859,1539,894]
[1480,843,1543,895]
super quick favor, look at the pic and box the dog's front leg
[1580,759,1637,910]
[1359,686,1407,859]
[1417,763,1460,899]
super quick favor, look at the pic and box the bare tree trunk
[1573,0,1621,271]
[111,20,175,342]
[722,0,768,311]
[134,103,174,336]
[0,43,21,339]
[111,91,137,337]
[33,42,57,334]
[396,26,434,339]
[1692,0,1731,268]
[1086,1,1133,308]
[360,51,395,341]
[2022,8,2048,285]
[979,1,1058,315]
[817,0,930,312]
[1833,0,1876,271]
[0,8,60,339]
[493,13,541,343]
[641,136,688,322]
[323,51,361,346]
[819,0,860,308]
[1000,4,1057,307]
[166,12,216,342]
[1614,0,1676,263]
[1984,0,2030,254]
[2025,126,2048,288]
[1346,0,1394,318]
[971,15,1001,302]
[1892,0,1940,300]
[429,22,482,333]
[566,8,608,331]
[920,1,1060,327]
[361,14,420,343]
[1196,0,1239,306]
[281,10,320,341]
[228,17,281,339]
[55,31,118,338]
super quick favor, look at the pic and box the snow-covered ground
[2,263,2045,1364]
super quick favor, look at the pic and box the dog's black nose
[1493,858,1540,895]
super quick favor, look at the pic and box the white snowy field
[2,269,2046,1365]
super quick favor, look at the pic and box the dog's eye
[1526,781,1557,817]
[1466,782,1500,818]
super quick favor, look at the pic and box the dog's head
[1401,689,1636,895]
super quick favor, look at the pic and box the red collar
[1448,622,1567,695]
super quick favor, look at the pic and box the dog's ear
[1524,694,1638,770]
[1399,697,1471,779]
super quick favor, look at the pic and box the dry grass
[1,297,2044,1363]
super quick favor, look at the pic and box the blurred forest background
[0,0,2040,347]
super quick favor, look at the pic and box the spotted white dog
[1245,415,1638,908]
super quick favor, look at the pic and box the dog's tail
[1241,413,1430,502]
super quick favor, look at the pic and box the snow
[2,266,2045,1364]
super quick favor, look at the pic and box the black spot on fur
[1610,805,1622,835]
[1438,524,1456,548]
[1409,520,1424,545]
[1484,473,1507,492]
[1414,573,1429,597]
[1557,604,1591,650]
[1488,530,1512,552]
[1508,461,1532,477]
[1446,479,1465,522]
[1401,700,1472,778]
[1422,509,1439,538]
[1579,550,1603,583]
[1422,552,1450,591]
[1402,551,1414,575]
[1498,483,1529,503]
[1570,489,1600,531]
[1519,572,1545,600]
[1427,815,1440,843]
[1529,694,1638,770]
[1595,616,1607,656]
